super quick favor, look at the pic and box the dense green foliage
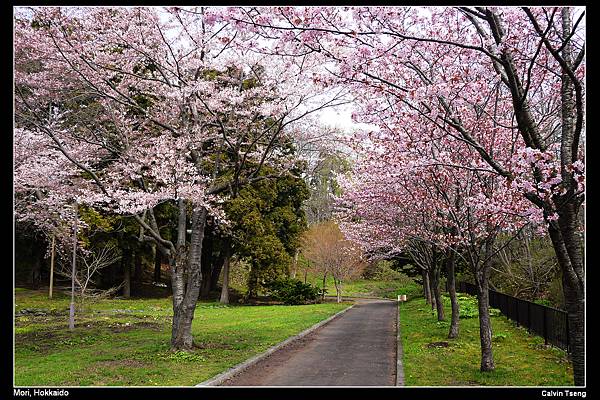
[225,167,309,296]
[263,277,322,305]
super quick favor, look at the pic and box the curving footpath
[217,298,399,386]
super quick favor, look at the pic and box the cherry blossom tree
[335,125,540,368]
[221,6,584,383]
[14,6,346,350]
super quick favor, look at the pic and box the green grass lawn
[14,289,349,386]
[302,275,422,300]
[400,296,573,386]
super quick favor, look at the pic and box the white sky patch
[317,104,379,133]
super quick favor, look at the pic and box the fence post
[565,314,569,353]
[543,307,548,345]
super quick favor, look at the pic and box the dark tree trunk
[122,249,131,298]
[170,204,207,351]
[109,259,117,287]
[31,249,42,290]
[446,251,460,339]
[133,250,143,291]
[154,245,162,283]
[476,239,495,372]
[422,268,432,304]
[199,230,214,299]
[322,271,327,300]
[548,222,584,385]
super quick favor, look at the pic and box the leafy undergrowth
[14,289,349,386]
[399,297,573,386]
[445,293,502,319]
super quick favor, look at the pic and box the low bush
[264,278,322,305]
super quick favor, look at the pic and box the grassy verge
[400,295,573,386]
[14,289,349,386]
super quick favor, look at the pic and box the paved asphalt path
[220,299,398,386]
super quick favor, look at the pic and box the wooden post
[49,235,55,299]
[69,203,77,330]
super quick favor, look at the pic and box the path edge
[396,300,405,386]
[196,303,355,387]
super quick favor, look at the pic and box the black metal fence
[457,281,569,352]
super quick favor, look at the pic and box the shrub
[264,277,322,305]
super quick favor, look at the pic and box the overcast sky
[318,104,378,133]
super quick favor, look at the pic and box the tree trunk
[109,257,117,287]
[133,250,142,292]
[427,267,437,311]
[446,251,459,339]
[476,239,495,372]
[49,235,55,299]
[69,203,78,330]
[219,241,232,304]
[170,204,208,351]
[422,268,432,304]
[548,222,584,385]
[321,271,327,300]
[31,246,42,290]
[540,8,584,385]
[291,249,299,278]
[199,230,214,299]
[153,245,162,283]
[210,243,228,292]
[122,249,131,299]
[429,264,444,320]
[433,271,444,321]
[333,278,342,303]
